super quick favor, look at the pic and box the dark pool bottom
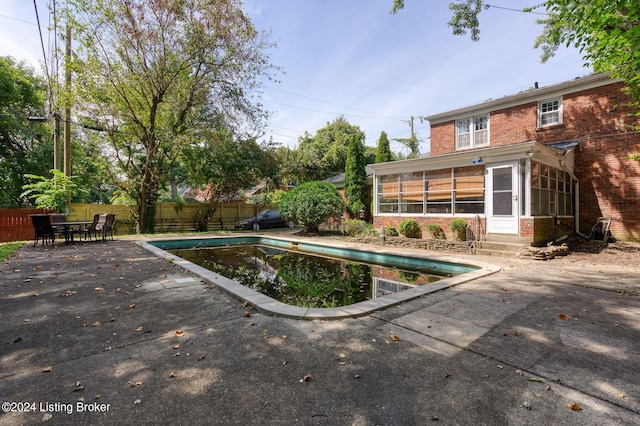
[141,236,500,320]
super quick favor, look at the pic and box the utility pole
[54,113,61,171]
[63,24,72,177]
[408,115,415,141]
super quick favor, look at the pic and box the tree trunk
[137,162,160,234]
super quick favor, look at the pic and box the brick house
[370,73,640,244]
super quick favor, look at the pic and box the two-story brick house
[370,73,640,244]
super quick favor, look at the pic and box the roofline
[369,141,568,175]
[424,72,621,124]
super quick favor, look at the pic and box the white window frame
[538,98,562,127]
[455,115,489,150]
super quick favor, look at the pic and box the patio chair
[83,214,101,241]
[49,214,67,240]
[30,215,56,247]
[102,214,116,241]
[88,214,108,241]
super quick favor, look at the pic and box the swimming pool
[141,235,500,320]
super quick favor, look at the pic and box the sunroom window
[456,115,489,150]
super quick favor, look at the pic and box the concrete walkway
[0,236,638,425]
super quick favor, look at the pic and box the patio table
[57,221,94,244]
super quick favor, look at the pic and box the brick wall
[373,215,483,241]
[428,81,640,241]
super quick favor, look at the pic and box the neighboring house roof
[323,165,375,189]
[424,72,619,124]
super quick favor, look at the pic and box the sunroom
[369,140,577,245]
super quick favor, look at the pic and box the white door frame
[486,161,520,234]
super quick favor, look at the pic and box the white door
[486,162,519,234]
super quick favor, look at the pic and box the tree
[391,1,640,101]
[182,128,266,231]
[292,116,366,182]
[0,57,52,206]
[344,135,368,217]
[375,131,394,163]
[278,181,344,233]
[21,169,87,215]
[394,135,420,158]
[67,0,275,233]
[532,1,640,100]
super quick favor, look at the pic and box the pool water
[170,244,444,308]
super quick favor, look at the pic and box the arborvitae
[375,131,393,163]
[344,135,367,216]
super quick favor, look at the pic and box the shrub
[399,219,422,238]
[427,223,446,239]
[364,224,379,237]
[344,220,379,237]
[344,219,368,237]
[382,225,399,237]
[450,218,468,240]
[278,181,345,233]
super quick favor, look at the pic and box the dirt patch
[558,235,640,265]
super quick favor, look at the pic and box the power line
[265,86,404,120]
[269,100,405,121]
[451,0,547,16]
[33,0,54,115]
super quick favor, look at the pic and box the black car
[234,209,294,231]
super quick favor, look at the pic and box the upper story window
[538,98,562,127]
[456,115,489,150]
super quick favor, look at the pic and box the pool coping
[138,234,501,320]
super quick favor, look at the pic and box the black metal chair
[30,215,55,247]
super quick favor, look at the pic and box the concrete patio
[0,235,638,425]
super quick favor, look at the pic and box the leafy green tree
[0,57,52,206]
[375,131,394,163]
[292,116,366,182]
[364,145,378,164]
[21,169,87,215]
[182,129,266,231]
[344,135,368,217]
[67,0,275,233]
[279,181,344,233]
[532,1,640,100]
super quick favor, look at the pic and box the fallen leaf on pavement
[391,335,400,342]
[567,402,582,411]
[42,366,53,372]
[299,373,312,382]
[175,330,185,337]
[558,313,569,320]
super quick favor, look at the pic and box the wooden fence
[0,208,51,243]
[0,202,275,243]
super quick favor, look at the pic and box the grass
[0,241,25,262]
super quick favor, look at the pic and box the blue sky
[1,0,591,154]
